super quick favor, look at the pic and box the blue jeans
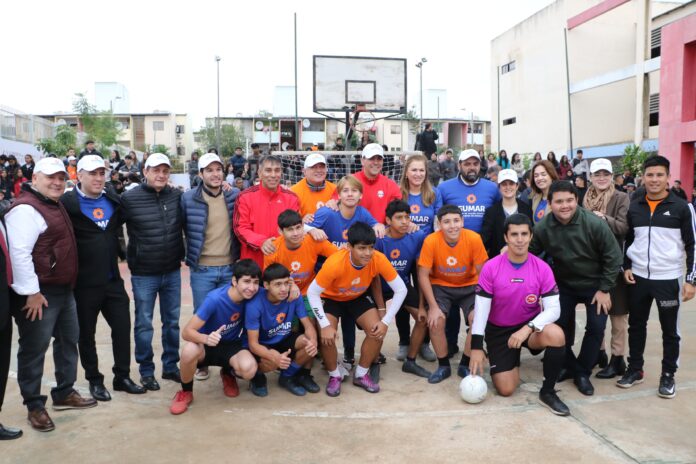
[131,270,181,377]
[190,264,234,312]
[558,285,608,377]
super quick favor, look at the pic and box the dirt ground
[2,264,695,463]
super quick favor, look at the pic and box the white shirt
[5,204,48,295]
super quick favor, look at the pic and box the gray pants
[12,285,79,411]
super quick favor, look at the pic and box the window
[152,121,164,131]
[649,94,659,127]
[502,117,516,126]
[651,28,661,59]
[501,60,516,74]
[390,124,401,135]
[175,124,185,134]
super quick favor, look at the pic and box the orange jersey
[264,235,338,294]
[315,248,397,302]
[417,229,488,287]
[290,178,337,217]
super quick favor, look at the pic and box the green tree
[621,144,651,175]
[148,144,171,156]
[73,93,122,153]
[196,123,246,157]
[36,124,77,157]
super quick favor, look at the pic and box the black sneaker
[250,372,268,397]
[658,373,676,399]
[616,368,644,388]
[297,374,320,394]
[376,352,387,365]
[538,390,570,416]
[342,355,355,370]
[278,375,306,396]
[162,370,181,383]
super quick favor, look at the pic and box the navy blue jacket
[181,184,239,268]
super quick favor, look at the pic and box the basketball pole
[294,13,299,150]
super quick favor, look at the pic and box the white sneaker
[338,364,350,382]
[194,367,210,381]
[396,345,409,361]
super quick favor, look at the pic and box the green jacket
[529,207,622,292]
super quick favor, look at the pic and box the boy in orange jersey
[290,153,337,224]
[418,204,488,384]
[307,222,407,397]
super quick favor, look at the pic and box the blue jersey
[309,205,377,248]
[77,191,115,230]
[196,285,245,343]
[375,230,426,291]
[244,288,307,345]
[407,190,443,235]
[437,177,500,233]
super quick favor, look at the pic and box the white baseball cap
[144,153,171,169]
[590,158,613,174]
[458,149,480,162]
[198,153,223,171]
[34,157,68,176]
[77,155,106,172]
[67,156,77,161]
[362,143,384,159]
[304,153,326,168]
[497,169,519,185]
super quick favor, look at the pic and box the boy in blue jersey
[170,259,261,415]
[437,149,500,358]
[375,200,431,378]
[246,264,318,396]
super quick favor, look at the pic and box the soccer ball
[459,375,487,404]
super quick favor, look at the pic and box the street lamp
[215,55,221,154]
[415,58,427,131]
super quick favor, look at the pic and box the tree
[148,144,170,156]
[621,144,651,175]
[195,123,246,157]
[73,93,122,153]
[36,124,77,157]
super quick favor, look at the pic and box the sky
[1,0,556,129]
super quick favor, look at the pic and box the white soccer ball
[459,375,487,404]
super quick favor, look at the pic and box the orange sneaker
[221,370,240,398]
[170,390,193,415]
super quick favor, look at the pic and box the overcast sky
[2,0,555,128]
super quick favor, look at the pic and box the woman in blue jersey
[399,154,443,235]
[529,160,559,224]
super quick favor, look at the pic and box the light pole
[215,55,221,154]
[415,58,427,131]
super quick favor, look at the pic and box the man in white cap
[121,153,185,391]
[436,148,501,365]
[5,157,97,432]
[290,153,337,224]
[181,152,240,382]
[60,155,145,402]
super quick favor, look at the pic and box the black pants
[558,286,608,376]
[74,279,132,384]
[627,275,681,375]
[0,317,10,411]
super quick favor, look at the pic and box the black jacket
[61,188,125,287]
[480,199,533,257]
[121,184,184,276]
[415,129,438,154]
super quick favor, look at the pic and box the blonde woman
[530,160,559,223]
[399,154,442,235]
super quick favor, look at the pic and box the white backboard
[313,56,407,113]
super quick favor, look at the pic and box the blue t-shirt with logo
[77,190,115,230]
[196,285,245,343]
[375,230,426,292]
[437,177,500,233]
[534,199,548,224]
[407,190,443,235]
[309,205,377,248]
[245,288,307,345]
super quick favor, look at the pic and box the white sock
[355,365,369,378]
[328,368,341,378]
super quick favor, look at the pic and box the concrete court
[2,264,695,464]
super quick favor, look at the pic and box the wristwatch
[527,321,537,331]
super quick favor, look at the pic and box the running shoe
[658,373,676,399]
[221,370,239,398]
[353,374,380,393]
[326,376,342,397]
[616,368,644,389]
[169,391,193,415]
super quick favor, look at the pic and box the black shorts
[323,293,376,323]
[198,341,245,368]
[254,332,302,361]
[383,283,420,310]
[485,321,544,375]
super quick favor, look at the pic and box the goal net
[272,150,423,188]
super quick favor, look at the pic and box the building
[39,111,194,157]
[95,82,129,114]
[0,105,54,158]
[490,0,695,165]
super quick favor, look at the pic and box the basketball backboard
[313,55,407,114]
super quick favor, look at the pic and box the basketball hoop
[350,109,376,133]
